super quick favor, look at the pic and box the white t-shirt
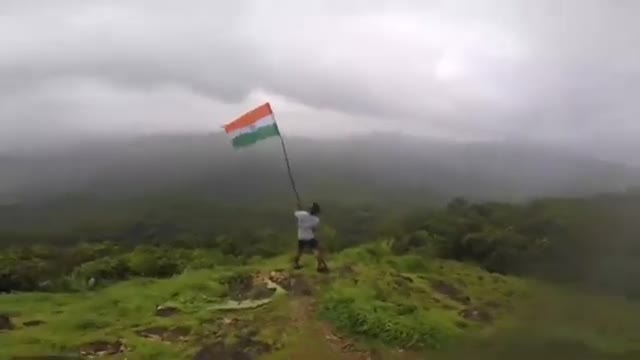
[295,210,319,240]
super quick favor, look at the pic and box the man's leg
[294,241,304,269]
[315,242,329,272]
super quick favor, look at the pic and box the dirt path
[265,270,421,360]
[286,297,374,360]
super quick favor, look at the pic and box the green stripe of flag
[232,123,281,148]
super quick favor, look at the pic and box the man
[293,202,329,272]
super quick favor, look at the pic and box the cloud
[1,0,639,163]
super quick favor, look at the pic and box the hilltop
[1,244,640,360]
[3,192,640,359]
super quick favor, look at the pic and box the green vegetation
[2,192,640,358]
[2,247,640,359]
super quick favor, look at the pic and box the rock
[459,307,493,323]
[136,326,190,343]
[430,280,471,305]
[223,317,238,325]
[268,271,291,291]
[0,314,14,330]
[78,340,128,357]
[234,335,272,355]
[23,320,46,327]
[11,356,81,359]
[247,283,276,300]
[155,305,181,317]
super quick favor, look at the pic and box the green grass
[319,243,640,358]
[318,244,527,350]
[0,270,227,359]
[2,244,640,359]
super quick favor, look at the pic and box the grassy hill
[2,243,640,360]
[3,191,640,359]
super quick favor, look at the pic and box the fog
[1,1,640,164]
[0,133,638,206]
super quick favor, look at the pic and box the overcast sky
[1,0,639,163]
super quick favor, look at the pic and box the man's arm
[294,202,305,218]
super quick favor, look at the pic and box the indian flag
[224,103,281,148]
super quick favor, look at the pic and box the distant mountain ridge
[1,132,638,204]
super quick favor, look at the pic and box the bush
[320,295,455,349]
[126,247,181,278]
[184,249,225,270]
[391,231,427,255]
[72,257,131,285]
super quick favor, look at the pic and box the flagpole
[271,114,302,207]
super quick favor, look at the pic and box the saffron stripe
[226,114,275,138]
[224,103,273,134]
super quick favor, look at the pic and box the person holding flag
[293,202,329,272]
[223,103,329,273]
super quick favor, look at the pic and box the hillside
[2,133,638,205]
[3,187,640,359]
[1,244,639,360]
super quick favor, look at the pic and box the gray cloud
[1,0,639,163]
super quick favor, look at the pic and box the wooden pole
[272,115,302,207]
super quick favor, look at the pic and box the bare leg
[294,245,303,269]
[316,246,328,272]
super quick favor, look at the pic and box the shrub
[72,257,131,285]
[319,295,455,349]
[126,247,181,278]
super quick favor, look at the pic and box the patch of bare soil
[290,274,313,296]
[459,306,493,323]
[12,356,81,360]
[193,342,253,360]
[233,336,272,356]
[223,273,277,301]
[266,270,289,289]
[198,315,282,354]
[268,271,313,296]
[136,326,190,343]
[430,280,471,305]
[0,314,14,330]
[78,340,128,358]
[321,322,387,360]
[155,305,181,317]
[391,273,414,296]
[23,320,46,327]
[247,282,277,300]
[289,297,377,360]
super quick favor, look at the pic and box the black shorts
[298,239,318,252]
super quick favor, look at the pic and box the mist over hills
[1,132,638,205]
